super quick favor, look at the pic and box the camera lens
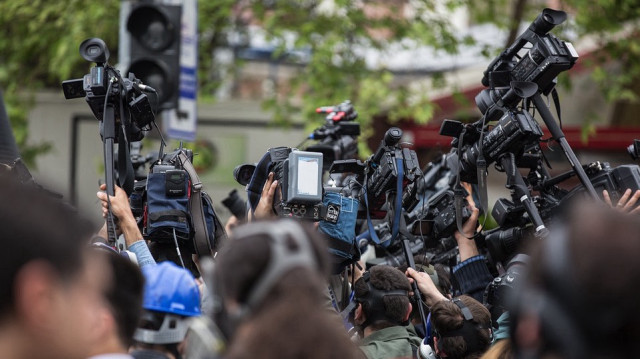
[233,164,256,186]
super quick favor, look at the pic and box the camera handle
[531,93,599,200]
[401,233,429,336]
[501,153,548,239]
[102,100,119,247]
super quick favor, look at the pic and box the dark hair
[431,295,491,359]
[354,265,411,330]
[215,220,363,359]
[99,250,145,347]
[0,176,94,318]
[512,202,640,358]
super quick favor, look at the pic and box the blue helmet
[141,261,202,317]
[135,261,202,344]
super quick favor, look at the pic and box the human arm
[451,182,493,302]
[405,267,448,308]
[97,184,156,267]
[454,182,481,262]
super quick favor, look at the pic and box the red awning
[404,124,640,151]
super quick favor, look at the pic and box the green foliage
[223,0,469,145]
[3,0,640,166]
[559,0,640,108]
[0,0,120,165]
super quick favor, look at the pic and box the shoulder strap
[178,151,213,257]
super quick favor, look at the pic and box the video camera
[439,97,544,184]
[403,155,472,243]
[269,147,325,220]
[477,8,578,123]
[62,37,157,245]
[305,100,361,171]
[62,38,155,143]
[331,127,422,219]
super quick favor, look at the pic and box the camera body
[62,38,154,142]
[329,128,422,220]
[307,100,360,171]
[269,147,325,220]
[563,163,640,206]
[441,110,544,184]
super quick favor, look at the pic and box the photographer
[447,183,494,303]
[131,261,201,359]
[210,219,363,359]
[0,176,108,359]
[353,265,422,359]
[510,202,640,358]
[406,270,491,359]
[87,246,145,359]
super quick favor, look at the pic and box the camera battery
[165,169,187,197]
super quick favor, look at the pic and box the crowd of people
[3,88,640,359]
[2,155,640,359]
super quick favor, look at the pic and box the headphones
[509,226,588,359]
[209,220,320,339]
[433,298,492,357]
[353,269,410,329]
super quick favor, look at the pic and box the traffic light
[126,2,181,112]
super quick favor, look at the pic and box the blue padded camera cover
[319,192,359,260]
[146,172,191,241]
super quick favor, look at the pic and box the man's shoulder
[359,326,422,359]
[88,354,136,359]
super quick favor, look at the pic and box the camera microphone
[136,83,157,93]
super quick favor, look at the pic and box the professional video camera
[62,38,155,143]
[269,147,325,220]
[305,100,361,171]
[477,8,578,122]
[435,9,640,269]
[128,143,227,259]
[331,127,422,219]
[404,154,473,244]
[62,38,157,246]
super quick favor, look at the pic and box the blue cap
[141,261,201,317]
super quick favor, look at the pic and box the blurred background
[1,0,639,224]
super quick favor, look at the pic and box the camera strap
[391,156,404,242]
[363,171,385,246]
[177,151,213,257]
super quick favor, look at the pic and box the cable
[173,228,186,268]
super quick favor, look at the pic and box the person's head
[353,264,412,332]
[511,202,640,358]
[134,261,201,357]
[0,176,107,359]
[211,219,363,359]
[90,246,145,354]
[431,295,492,359]
[212,219,330,340]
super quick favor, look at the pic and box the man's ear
[14,261,57,332]
[434,337,447,357]
[354,303,366,324]
[403,302,413,322]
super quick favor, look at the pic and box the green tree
[2,0,639,165]
[560,0,640,126]
[0,0,120,165]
